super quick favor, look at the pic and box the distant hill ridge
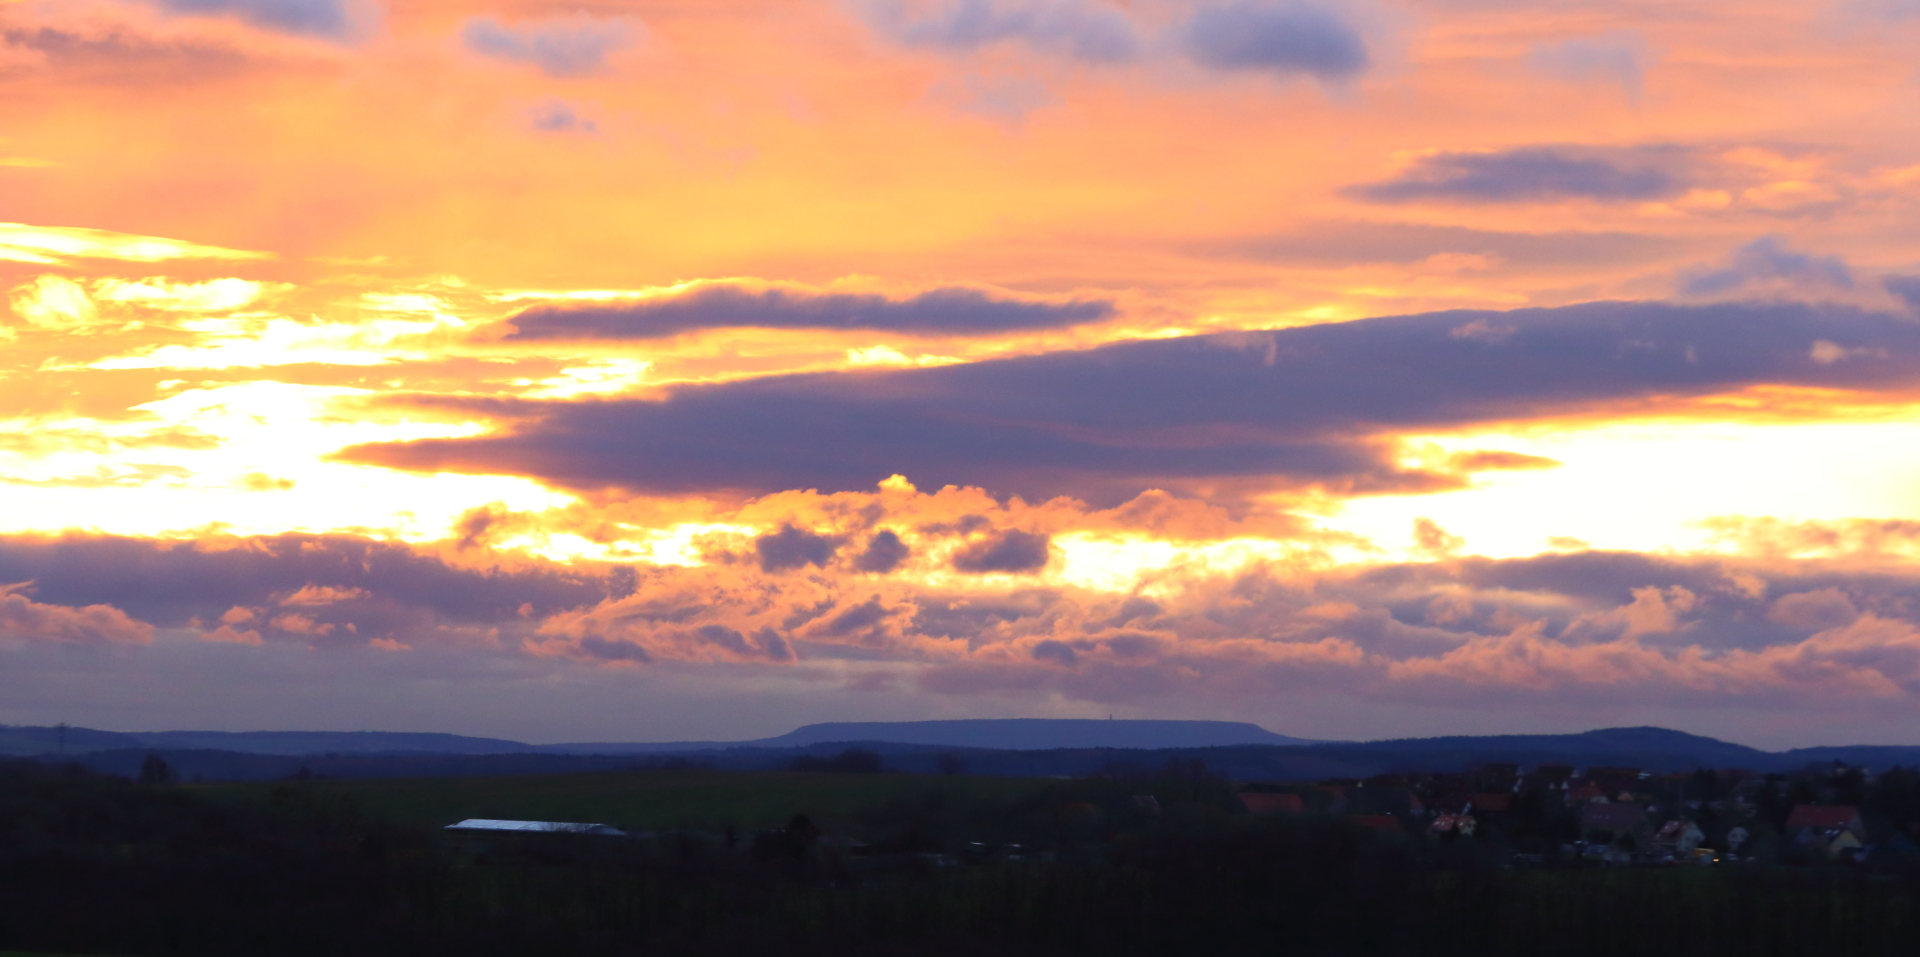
[7,722,1920,780]
[1337,726,1771,766]
[0,726,536,757]
[758,718,1319,751]
[0,719,1319,757]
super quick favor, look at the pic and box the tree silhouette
[137,752,175,786]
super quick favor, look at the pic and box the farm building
[446,819,627,836]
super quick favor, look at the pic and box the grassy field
[195,769,1055,832]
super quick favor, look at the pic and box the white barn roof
[446,819,626,836]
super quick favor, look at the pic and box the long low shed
[446,819,627,836]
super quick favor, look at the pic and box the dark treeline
[50,747,717,783]
[2,758,1917,957]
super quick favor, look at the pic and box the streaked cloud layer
[3,0,1920,745]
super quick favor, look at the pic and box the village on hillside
[1234,760,1912,867]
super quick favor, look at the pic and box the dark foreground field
[196,767,1054,832]
[3,759,1918,957]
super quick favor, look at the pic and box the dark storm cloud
[1349,147,1683,203]
[503,285,1115,341]
[1179,1,1369,83]
[951,530,1052,573]
[342,299,1920,504]
[0,534,618,638]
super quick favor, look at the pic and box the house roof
[1240,792,1305,815]
[1589,767,1644,779]
[1349,787,1416,816]
[1656,820,1701,838]
[1785,805,1861,830]
[1568,783,1607,803]
[1471,793,1511,813]
[446,819,627,836]
[1580,803,1648,830]
[1350,815,1403,832]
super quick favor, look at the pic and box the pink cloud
[0,581,152,644]
[279,584,369,606]
[201,624,263,645]
[1767,587,1859,629]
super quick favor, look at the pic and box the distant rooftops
[1784,806,1862,833]
[446,819,626,836]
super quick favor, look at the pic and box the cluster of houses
[1237,762,1890,866]
[439,761,1906,871]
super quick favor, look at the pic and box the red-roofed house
[1580,803,1649,841]
[1655,820,1705,855]
[1315,784,1349,815]
[1785,806,1866,859]
[1470,793,1511,813]
[1785,806,1864,837]
[1569,783,1608,804]
[1351,815,1405,834]
[1240,792,1305,815]
[1534,765,1575,788]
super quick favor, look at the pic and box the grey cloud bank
[13,528,1920,744]
[1180,1,1368,82]
[149,0,361,37]
[1350,147,1683,204]
[354,299,1920,503]
[503,285,1115,340]
[0,533,624,641]
[1678,237,1855,297]
[462,15,640,77]
[861,0,1372,83]
[862,0,1143,63]
[1887,275,1920,311]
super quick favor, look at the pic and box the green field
[196,769,1054,833]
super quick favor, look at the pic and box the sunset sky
[5,0,1920,747]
